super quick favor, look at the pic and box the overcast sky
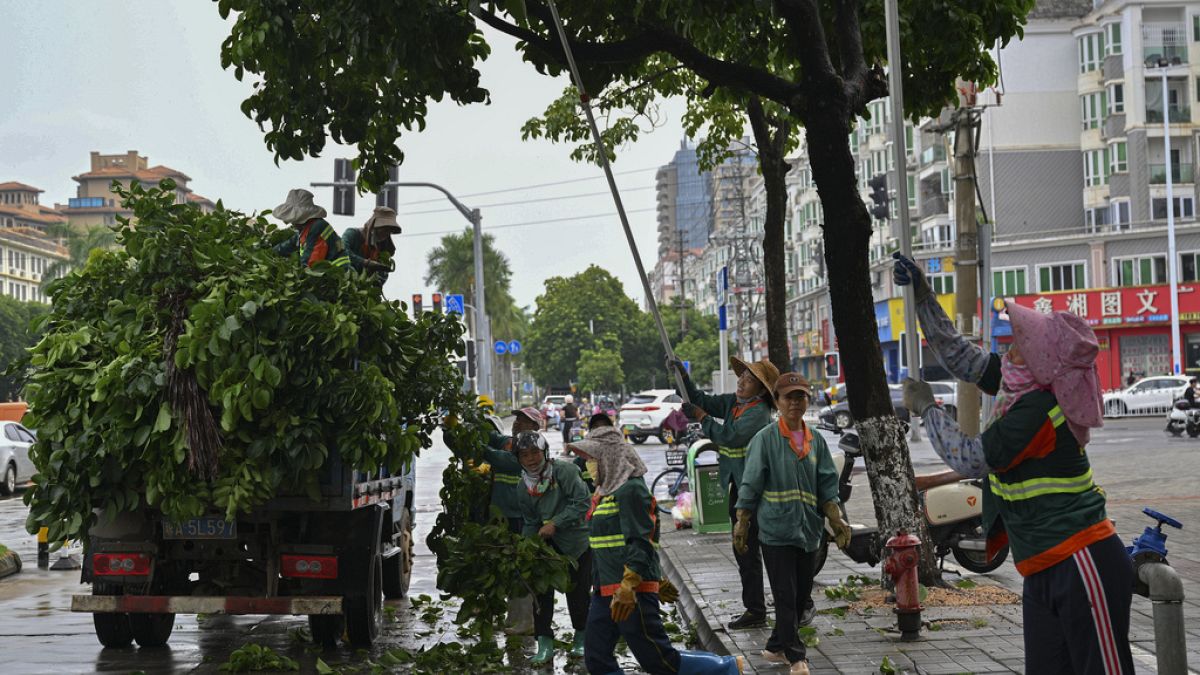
[0,1,703,317]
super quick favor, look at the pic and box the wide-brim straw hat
[273,189,327,225]
[366,206,401,234]
[731,357,781,397]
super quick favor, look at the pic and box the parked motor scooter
[1164,398,1200,438]
[813,429,1010,575]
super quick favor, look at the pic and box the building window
[1084,149,1110,187]
[1109,141,1127,173]
[1078,33,1103,72]
[1080,91,1106,129]
[1152,196,1196,219]
[1105,23,1123,55]
[1194,15,1200,42]
[928,273,955,295]
[1109,83,1124,114]
[1086,207,1112,232]
[1183,251,1200,281]
[993,267,1027,296]
[1111,199,1131,228]
[1039,263,1086,292]
[1114,255,1167,286]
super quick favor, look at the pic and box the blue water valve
[1126,508,1183,562]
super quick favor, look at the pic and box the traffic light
[868,173,889,221]
[825,352,840,379]
[333,159,355,216]
[411,293,423,318]
[465,339,477,379]
[431,293,443,314]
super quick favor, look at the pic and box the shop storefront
[992,283,1200,390]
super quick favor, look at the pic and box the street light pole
[1159,62,1183,375]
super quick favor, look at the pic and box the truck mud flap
[71,595,342,615]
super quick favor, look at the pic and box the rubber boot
[677,649,743,674]
[530,635,556,666]
[570,630,586,658]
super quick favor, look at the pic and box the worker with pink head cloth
[894,253,1133,674]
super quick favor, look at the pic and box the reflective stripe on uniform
[720,447,747,459]
[589,534,624,549]
[1048,405,1065,429]
[989,468,1094,502]
[493,473,521,485]
[331,256,350,267]
[763,489,816,505]
[592,504,619,516]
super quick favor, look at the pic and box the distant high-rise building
[56,151,214,228]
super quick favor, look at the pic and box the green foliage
[423,228,528,344]
[219,643,298,672]
[0,296,48,401]
[955,578,978,589]
[576,346,624,393]
[373,642,511,674]
[878,655,898,674]
[21,180,469,543]
[41,223,116,292]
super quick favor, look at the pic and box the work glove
[681,402,706,421]
[666,357,691,386]
[365,259,390,272]
[610,567,642,622]
[892,253,932,302]
[901,377,938,417]
[822,501,852,550]
[733,509,752,555]
[465,459,491,476]
[658,579,679,604]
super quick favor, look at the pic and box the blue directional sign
[444,294,465,315]
[494,340,508,355]
[508,340,522,355]
[523,382,533,394]
[683,360,691,373]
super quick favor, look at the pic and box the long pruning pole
[543,0,690,402]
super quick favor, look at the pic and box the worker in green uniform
[270,189,352,269]
[735,372,850,675]
[568,427,742,675]
[512,431,592,664]
[670,356,778,629]
[342,206,399,282]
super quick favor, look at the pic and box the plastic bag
[671,490,694,529]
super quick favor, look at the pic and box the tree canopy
[424,228,527,342]
[0,296,49,401]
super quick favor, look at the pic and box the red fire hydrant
[883,529,923,641]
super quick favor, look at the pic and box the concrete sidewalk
[660,525,1167,674]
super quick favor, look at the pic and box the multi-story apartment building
[0,182,69,304]
[56,151,214,228]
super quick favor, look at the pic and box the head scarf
[273,189,327,225]
[1002,302,1103,445]
[567,426,646,496]
[988,357,1045,423]
[513,432,552,495]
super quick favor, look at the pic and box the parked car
[618,389,684,444]
[0,420,35,496]
[818,384,910,430]
[1103,376,1191,417]
[927,381,958,419]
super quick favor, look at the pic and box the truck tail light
[93,553,151,576]
[281,554,338,579]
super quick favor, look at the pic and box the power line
[400,185,656,216]
[397,165,661,206]
[400,207,658,238]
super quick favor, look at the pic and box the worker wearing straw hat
[669,356,778,629]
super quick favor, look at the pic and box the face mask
[585,460,599,480]
[1001,356,1037,392]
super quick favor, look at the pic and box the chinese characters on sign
[1002,285,1196,329]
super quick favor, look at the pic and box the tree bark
[747,99,793,374]
[802,86,941,585]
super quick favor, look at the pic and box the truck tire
[92,582,133,649]
[383,508,413,599]
[308,615,344,648]
[345,551,383,647]
[129,612,174,648]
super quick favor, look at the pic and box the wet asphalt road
[1,415,1169,674]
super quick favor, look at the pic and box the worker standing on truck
[270,189,352,269]
[669,356,778,630]
[512,431,592,665]
[343,206,399,283]
[567,427,742,675]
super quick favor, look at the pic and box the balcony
[919,144,946,166]
[1146,104,1191,124]
[1143,45,1188,65]
[1149,163,1195,184]
[1143,22,1188,65]
[919,194,948,219]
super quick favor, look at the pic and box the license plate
[162,517,237,540]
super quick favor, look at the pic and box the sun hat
[731,357,781,396]
[273,189,327,225]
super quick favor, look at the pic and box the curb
[659,536,732,658]
[0,548,22,580]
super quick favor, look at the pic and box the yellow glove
[822,501,851,550]
[733,509,752,555]
[659,579,679,604]
[610,567,641,622]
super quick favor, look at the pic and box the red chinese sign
[1001,284,1200,328]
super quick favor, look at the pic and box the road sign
[683,360,691,373]
[333,159,355,216]
[376,165,399,210]
[445,294,465,315]
[717,267,728,306]
[508,340,522,355]
[494,340,508,355]
[523,382,533,394]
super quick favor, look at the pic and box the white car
[1103,376,1191,417]
[0,421,35,496]
[928,381,958,418]
[618,389,683,445]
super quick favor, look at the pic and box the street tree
[0,296,49,401]
[41,224,116,292]
[216,0,1034,582]
[424,228,526,341]
[576,347,624,395]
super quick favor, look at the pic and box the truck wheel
[308,615,344,648]
[383,509,413,599]
[345,551,383,647]
[129,612,174,648]
[92,582,133,648]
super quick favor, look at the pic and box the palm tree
[424,228,525,339]
[41,224,116,291]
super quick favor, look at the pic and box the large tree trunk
[747,99,793,374]
[803,93,941,585]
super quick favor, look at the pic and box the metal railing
[1143,45,1188,65]
[919,144,946,166]
[1145,104,1190,124]
[1149,162,1195,184]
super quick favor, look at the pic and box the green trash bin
[687,444,730,534]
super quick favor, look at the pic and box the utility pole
[952,106,982,436]
[678,227,688,341]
